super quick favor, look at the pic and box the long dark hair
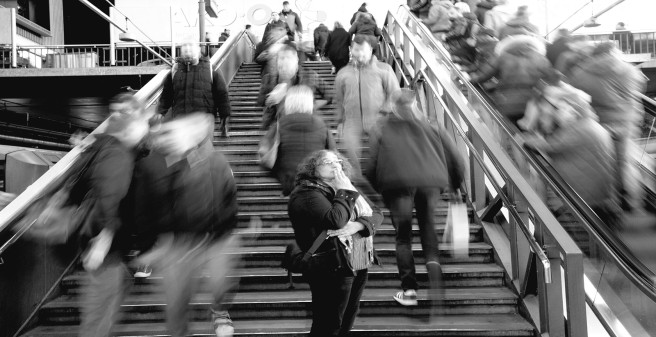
[294,150,353,186]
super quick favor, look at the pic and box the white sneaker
[134,265,152,278]
[393,289,418,306]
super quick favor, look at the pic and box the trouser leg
[338,269,368,336]
[307,271,354,337]
[79,261,129,337]
[384,188,418,291]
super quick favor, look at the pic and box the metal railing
[574,30,656,57]
[383,8,586,337]
[391,5,656,336]
[0,30,254,337]
[0,41,225,69]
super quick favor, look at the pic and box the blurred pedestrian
[335,34,399,178]
[288,149,383,337]
[474,0,496,26]
[219,29,231,43]
[568,42,647,210]
[157,41,232,137]
[497,5,539,40]
[350,2,375,25]
[408,0,432,19]
[272,85,337,195]
[366,88,464,307]
[313,23,330,60]
[280,1,303,41]
[325,21,351,74]
[422,0,459,39]
[257,43,331,130]
[132,113,239,337]
[79,93,152,337]
[483,0,513,35]
[349,12,382,59]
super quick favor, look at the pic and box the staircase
[22,62,535,336]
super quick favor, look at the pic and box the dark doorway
[63,0,113,44]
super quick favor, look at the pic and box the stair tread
[223,242,492,254]
[232,223,483,234]
[24,314,534,336]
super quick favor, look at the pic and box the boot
[220,116,230,138]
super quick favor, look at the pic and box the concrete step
[23,314,534,336]
[40,287,519,324]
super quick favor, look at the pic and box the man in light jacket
[334,34,399,177]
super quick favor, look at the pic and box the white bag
[443,202,469,258]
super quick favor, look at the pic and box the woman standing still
[288,150,383,336]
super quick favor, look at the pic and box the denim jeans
[79,259,130,337]
[307,268,368,337]
[383,187,441,291]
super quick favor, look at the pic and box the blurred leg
[384,188,418,291]
[79,260,129,337]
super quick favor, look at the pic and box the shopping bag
[258,123,280,169]
[443,201,469,258]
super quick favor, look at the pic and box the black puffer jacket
[273,113,336,195]
[157,57,231,119]
[325,28,351,69]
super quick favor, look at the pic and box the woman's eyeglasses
[319,159,343,166]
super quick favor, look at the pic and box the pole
[199,0,205,43]
[77,0,172,66]
[569,0,626,34]
[10,8,17,68]
[170,6,176,60]
[109,7,116,66]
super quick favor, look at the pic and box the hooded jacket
[274,113,337,195]
[158,57,231,119]
[568,53,646,126]
[335,56,400,132]
[497,17,539,40]
[349,14,382,38]
[350,4,374,25]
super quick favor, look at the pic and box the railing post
[170,6,176,61]
[109,7,116,66]
[540,241,566,337]
[10,8,17,68]
[564,251,587,337]
[469,132,486,210]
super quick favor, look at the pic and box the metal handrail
[396,4,656,302]
[0,30,253,256]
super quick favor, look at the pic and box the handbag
[281,230,354,275]
[258,122,279,169]
[20,137,109,244]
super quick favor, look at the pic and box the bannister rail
[0,41,225,69]
[0,30,254,256]
[574,30,656,57]
[383,8,586,336]
[390,4,656,336]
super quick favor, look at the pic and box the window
[16,0,50,30]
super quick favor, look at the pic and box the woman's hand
[333,167,356,191]
[327,221,365,240]
[82,228,114,271]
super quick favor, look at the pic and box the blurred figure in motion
[469,34,551,127]
[272,85,336,195]
[157,41,232,138]
[366,89,464,308]
[325,21,351,74]
[408,0,432,20]
[313,23,330,61]
[280,0,303,42]
[521,72,621,229]
[497,5,539,40]
[256,26,290,78]
[568,42,647,211]
[350,2,374,25]
[288,149,383,337]
[258,43,332,130]
[132,113,239,337]
[483,0,513,34]
[349,11,382,59]
[335,34,399,178]
[421,0,459,39]
[79,92,152,337]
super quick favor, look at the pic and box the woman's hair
[284,85,314,115]
[295,150,353,185]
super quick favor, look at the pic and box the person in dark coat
[272,85,336,195]
[218,29,230,42]
[546,28,573,66]
[257,43,332,129]
[280,0,303,41]
[325,21,351,74]
[349,12,382,59]
[366,88,464,307]
[157,41,232,137]
[350,2,375,25]
[132,113,239,336]
[263,12,291,44]
[497,5,539,40]
[288,149,383,337]
[79,93,152,337]
[313,23,331,59]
